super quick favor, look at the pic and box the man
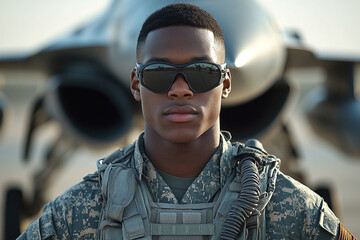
[19,3,355,240]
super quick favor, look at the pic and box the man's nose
[168,73,194,98]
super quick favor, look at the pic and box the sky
[0,0,359,57]
[0,0,110,53]
[258,0,360,58]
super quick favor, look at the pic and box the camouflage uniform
[18,132,342,239]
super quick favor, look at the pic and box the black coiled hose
[220,157,261,240]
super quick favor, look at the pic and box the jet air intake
[221,79,291,140]
[45,71,133,146]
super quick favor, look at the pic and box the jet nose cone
[203,0,286,105]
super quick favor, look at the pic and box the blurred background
[0,0,359,238]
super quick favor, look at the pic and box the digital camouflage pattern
[137,132,237,204]
[18,132,342,239]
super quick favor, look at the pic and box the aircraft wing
[283,34,360,157]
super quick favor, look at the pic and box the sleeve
[17,179,103,239]
[314,200,357,240]
[17,202,62,240]
[266,172,345,239]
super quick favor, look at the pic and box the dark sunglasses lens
[142,64,175,93]
[141,62,221,93]
[184,63,220,92]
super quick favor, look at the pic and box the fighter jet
[1,0,359,238]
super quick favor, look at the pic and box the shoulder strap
[103,143,135,165]
[97,143,135,176]
[97,144,142,239]
[83,144,136,183]
[102,166,137,222]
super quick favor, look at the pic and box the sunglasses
[135,61,227,94]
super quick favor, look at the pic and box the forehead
[141,26,223,64]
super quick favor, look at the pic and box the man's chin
[162,130,202,145]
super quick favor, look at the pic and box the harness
[97,141,280,239]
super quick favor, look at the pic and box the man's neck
[144,125,220,178]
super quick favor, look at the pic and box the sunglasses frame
[135,61,227,94]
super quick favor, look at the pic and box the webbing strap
[123,214,145,239]
[122,199,146,239]
[151,223,215,235]
[105,167,137,222]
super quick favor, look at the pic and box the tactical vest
[97,142,280,240]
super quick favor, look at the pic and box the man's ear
[222,69,231,99]
[130,69,141,101]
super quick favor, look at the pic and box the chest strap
[99,162,148,239]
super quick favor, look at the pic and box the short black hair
[136,3,225,62]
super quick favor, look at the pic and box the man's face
[131,26,231,144]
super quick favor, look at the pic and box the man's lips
[163,106,198,122]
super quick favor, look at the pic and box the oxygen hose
[220,156,261,240]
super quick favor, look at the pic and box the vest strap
[99,219,121,230]
[123,214,145,239]
[121,193,147,239]
[246,213,259,229]
[151,223,215,236]
[105,167,137,222]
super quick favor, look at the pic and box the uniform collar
[131,132,237,203]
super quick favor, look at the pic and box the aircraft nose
[202,0,286,106]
